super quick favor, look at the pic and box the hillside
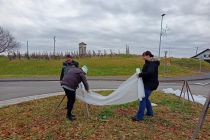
[0,55,210,78]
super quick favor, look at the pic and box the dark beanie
[65,54,73,58]
[142,51,154,57]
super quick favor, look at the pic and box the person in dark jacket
[60,54,79,82]
[132,51,160,121]
[61,65,89,121]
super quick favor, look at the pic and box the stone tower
[79,42,87,56]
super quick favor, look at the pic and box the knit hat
[65,54,73,58]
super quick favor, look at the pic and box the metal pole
[180,80,185,98]
[27,41,29,55]
[199,56,202,72]
[168,47,171,58]
[53,36,56,56]
[27,41,29,59]
[186,82,195,102]
[196,46,198,55]
[54,95,66,113]
[158,14,166,58]
[191,93,210,140]
[164,51,167,77]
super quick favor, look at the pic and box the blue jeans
[136,89,153,120]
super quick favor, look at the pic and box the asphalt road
[0,79,210,101]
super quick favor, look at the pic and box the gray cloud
[0,0,210,57]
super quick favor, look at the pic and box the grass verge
[0,55,210,78]
[0,91,209,139]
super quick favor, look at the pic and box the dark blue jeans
[136,89,153,120]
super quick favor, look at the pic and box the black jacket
[61,67,89,91]
[139,58,160,90]
[60,60,79,80]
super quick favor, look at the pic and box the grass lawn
[0,91,209,140]
[0,55,210,78]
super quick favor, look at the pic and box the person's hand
[138,73,143,78]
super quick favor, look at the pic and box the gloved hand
[138,73,143,77]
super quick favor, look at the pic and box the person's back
[61,65,89,121]
[61,67,89,91]
[63,60,79,68]
[141,58,160,90]
[60,55,79,81]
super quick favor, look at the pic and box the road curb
[0,89,117,107]
[0,77,210,82]
[0,92,64,108]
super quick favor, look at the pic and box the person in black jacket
[60,54,79,82]
[61,65,89,121]
[132,51,160,121]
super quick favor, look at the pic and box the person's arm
[80,73,89,91]
[139,64,155,78]
[75,61,79,68]
[60,68,64,81]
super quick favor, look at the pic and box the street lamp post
[158,14,166,58]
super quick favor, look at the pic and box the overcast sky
[0,0,210,57]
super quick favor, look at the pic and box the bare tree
[0,27,20,53]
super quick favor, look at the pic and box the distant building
[79,42,87,56]
[191,49,210,62]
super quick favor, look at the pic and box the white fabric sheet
[162,88,207,105]
[76,73,145,106]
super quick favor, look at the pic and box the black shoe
[131,116,143,121]
[67,110,75,118]
[146,113,153,117]
[67,116,76,121]
[71,114,76,118]
[66,114,76,118]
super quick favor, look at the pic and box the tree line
[7,50,123,60]
[1,26,131,60]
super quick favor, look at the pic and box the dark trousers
[63,88,76,116]
[136,89,153,119]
